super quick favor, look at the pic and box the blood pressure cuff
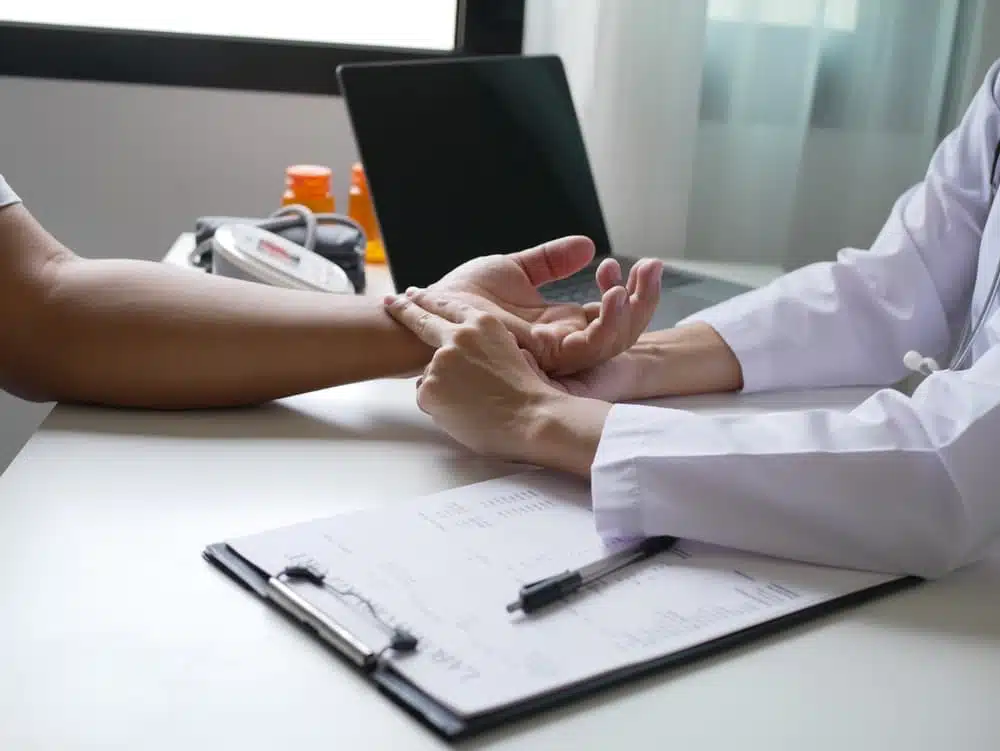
[191,214,367,293]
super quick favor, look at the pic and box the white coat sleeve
[589,62,1000,580]
[678,61,1000,393]
[591,343,1000,580]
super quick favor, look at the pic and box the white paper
[228,471,900,717]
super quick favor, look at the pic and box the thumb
[511,236,596,287]
[519,348,567,392]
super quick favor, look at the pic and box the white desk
[1,243,998,750]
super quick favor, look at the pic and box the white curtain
[524,0,969,270]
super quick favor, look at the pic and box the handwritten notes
[227,471,899,717]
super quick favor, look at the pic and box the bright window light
[822,0,858,32]
[0,0,460,51]
[707,0,858,31]
[707,0,743,23]
[759,0,819,27]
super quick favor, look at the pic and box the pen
[505,535,679,615]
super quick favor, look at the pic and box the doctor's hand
[405,236,664,376]
[383,293,612,476]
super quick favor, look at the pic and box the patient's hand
[396,236,663,376]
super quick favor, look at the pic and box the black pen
[505,535,680,615]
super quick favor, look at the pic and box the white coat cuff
[591,403,653,541]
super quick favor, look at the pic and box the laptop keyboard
[539,259,694,305]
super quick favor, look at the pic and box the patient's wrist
[380,306,434,374]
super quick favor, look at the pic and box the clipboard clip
[270,562,418,666]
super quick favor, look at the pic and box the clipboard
[202,472,920,742]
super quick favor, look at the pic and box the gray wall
[0,75,359,470]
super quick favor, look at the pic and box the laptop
[336,54,750,331]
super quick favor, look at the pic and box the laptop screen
[338,54,613,292]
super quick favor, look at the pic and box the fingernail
[405,287,420,297]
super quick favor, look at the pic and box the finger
[582,300,603,322]
[555,286,627,373]
[591,285,628,337]
[511,236,596,287]
[406,288,480,325]
[596,258,623,293]
[383,294,456,348]
[628,259,664,331]
[626,260,643,296]
[632,259,664,303]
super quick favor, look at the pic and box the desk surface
[2,241,999,750]
[2,378,1000,750]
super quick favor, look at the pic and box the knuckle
[432,344,461,366]
[473,312,503,333]
[416,290,439,309]
[451,326,480,349]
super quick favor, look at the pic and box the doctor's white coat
[591,60,1000,580]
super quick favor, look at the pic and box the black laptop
[337,54,750,330]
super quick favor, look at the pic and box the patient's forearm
[16,258,431,408]
[627,322,743,398]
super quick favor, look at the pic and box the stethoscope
[903,138,1000,377]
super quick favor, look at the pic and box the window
[0,0,524,95]
[699,0,950,132]
[3,1,460,52]
[707,0,859,31]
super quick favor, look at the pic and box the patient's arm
[0,201,661,409]
[0,202,433,407]
[553,323,744,403]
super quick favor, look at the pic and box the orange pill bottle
[346,162,385,263]
[281,164,336,214]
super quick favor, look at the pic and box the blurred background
[0,0,995,469]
